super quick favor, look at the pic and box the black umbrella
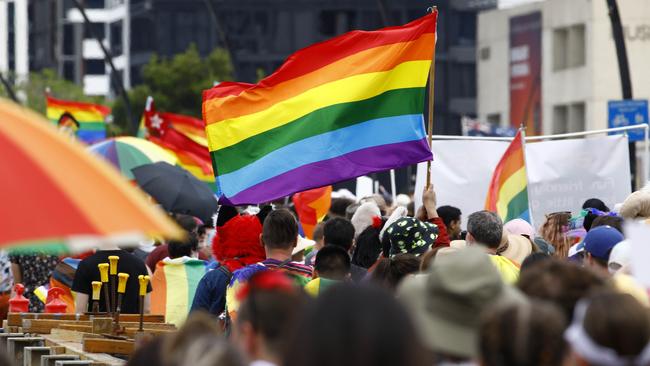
[131,162,218,224]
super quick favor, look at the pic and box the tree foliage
[112,45,233,134]
[0,69,104,115]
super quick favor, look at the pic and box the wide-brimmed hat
[385,217,438,257]
[397,246,525,358]
[499,234,533,266]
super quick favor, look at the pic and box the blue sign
[608,99,649,142]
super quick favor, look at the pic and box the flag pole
[519,124,534,228]
[426,6,437,188]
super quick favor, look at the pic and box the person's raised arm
[422,185,450,248]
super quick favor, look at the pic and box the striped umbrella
[89,137,177,179]
[0,98,184,253]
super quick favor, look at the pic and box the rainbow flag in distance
[293,186,332,239]
[46,95,111,144]
[485,130,530,222]
[203,11,437,205]
[150,258,206,326]
[142,97,217,191]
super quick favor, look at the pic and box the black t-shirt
[71,250,151,314]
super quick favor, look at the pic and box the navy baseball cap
[583,226,624,260]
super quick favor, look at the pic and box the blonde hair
[539,212,572,258]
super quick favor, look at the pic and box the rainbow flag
[485,130,530,222]
[203,12,437,205]
[293,186,332,239]
[46,95,111,144]
[142,97,217,191]
[150,257,206,326]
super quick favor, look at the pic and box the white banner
[415,135,631,230]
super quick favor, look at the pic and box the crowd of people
[3,182,650,366]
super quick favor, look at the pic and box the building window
[487,113,501,126]
[63,24,74,56]
[480,46,490,61]
[63,61,75,81]
[84,59,105,75]
[553,24,586,71]
[319,10,355,36]
[84,22,105,40]
[110,22,123,56]
[553,105,569,134]
[553,102,586,133]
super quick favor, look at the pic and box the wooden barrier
[21,319,176,334]
[8,313,165,327]
[83,338,134,356]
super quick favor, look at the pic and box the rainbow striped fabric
[203,12,437,205]
[150,257,207,326]
[46,95,111,144]
[485,130,530,222]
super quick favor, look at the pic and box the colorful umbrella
[89,137,177,179]
[0,98,184,252]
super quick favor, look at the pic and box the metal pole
[644,124,649,184]
[203,0,239,80]
[390,169,397,204]
[70,0,135,134]
[0,72,18,103]
[605,0,635,190]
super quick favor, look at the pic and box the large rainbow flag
[293,186,332,239]
[46,95,111,144]
[485,130,530,222]
[203,11,437,205]
[150,258,206,326]
[142,97,216,191]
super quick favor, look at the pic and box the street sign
[608,99,649,142]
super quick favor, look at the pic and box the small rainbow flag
[46,95,111,144]
[485,130,530,222]
[293,186,332,239]
[150,258,206,326]
[203,11,437,205]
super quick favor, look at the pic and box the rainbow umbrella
[89,137,177,179]
[0,98,184,253]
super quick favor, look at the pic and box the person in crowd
[582,225,624,275]
[517,258,609,322]
[480,300,568,366]
[146,214,208,272]
[498,234,534,267]
[151,232,206,326]
[590,215,624,234]
[225,209,312,320]
[582,198,610,232]
[539,211,572,258]
[351,224,384,269]
[303,222,325,266]
[191,205,267,318]
[323,217,367,282]
[565,292,650,366]
[520,252,550,273]
[369,254,420,291]
[0,251,13,319]
[286,284,429,366]
[329,198,355,219]
[416,186,450,248]
[619,186,650,221]
[9,251,59,312]
[437,205,462,241]
[350,201,382,239]
[384,216,439,258]
[465,211,519,283]
[305,245,350,296]
[234,271,308,366]
[504,218,535,239]
[72,245,151,314]
[608,239,631,274]
[398,246,525,364]
[127,311,246,366]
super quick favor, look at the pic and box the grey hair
[467,211,503,249]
